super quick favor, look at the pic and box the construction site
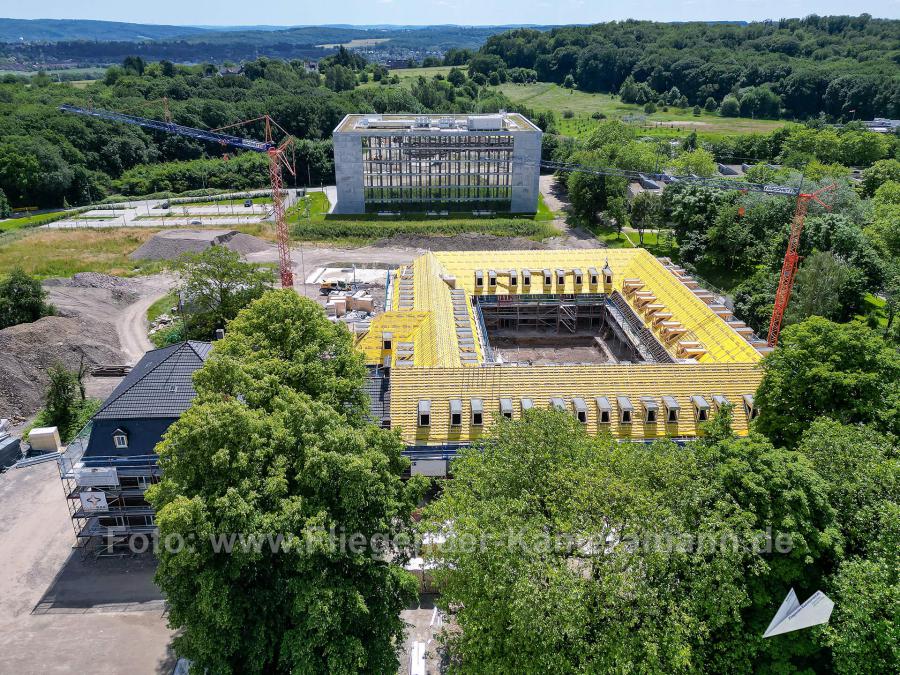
[355,248,768,475]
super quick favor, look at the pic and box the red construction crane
[767,183,836,346]
[60,104,296,288]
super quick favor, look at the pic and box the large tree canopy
[425,408,839,673]
[755,317,900,448]
[148,291,426,674]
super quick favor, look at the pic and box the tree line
[475,16,900,120]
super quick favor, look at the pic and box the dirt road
[118,289,169,364]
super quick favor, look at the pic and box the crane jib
[58,104,273,152]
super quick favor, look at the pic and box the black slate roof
[94,341,212,420]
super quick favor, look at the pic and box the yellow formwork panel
[389,362,763,445]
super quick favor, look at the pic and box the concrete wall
[332,113,543,214]
[511,128,542,213]
[332,130,364,214]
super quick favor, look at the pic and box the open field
[0,228,167,278]
[389,65,453,81]
[359,66,454,89]
[494,83,788,139]
[318,37,390,48]
[0,209,76,232]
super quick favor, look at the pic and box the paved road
[0,462,174,675]
[43,189,302,230]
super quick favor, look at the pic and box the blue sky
[4,1,899,26]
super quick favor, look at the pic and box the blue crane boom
[59,104,273,153]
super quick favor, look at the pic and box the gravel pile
[224,232,272,255]
[0,315,122,422]
[130,229,271,260]
[43,273,141,303]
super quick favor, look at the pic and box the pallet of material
[0,434,22,471]
[91,365,133,377]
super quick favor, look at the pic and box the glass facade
[362,134,513,211]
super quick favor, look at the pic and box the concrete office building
[332,113,542,214]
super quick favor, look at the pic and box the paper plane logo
[763,588,834,638]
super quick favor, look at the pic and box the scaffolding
[474,293,670,364]
[58,422,161,556]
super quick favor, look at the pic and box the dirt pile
[44,273,142,303]
[130,229,271,261]
[372,232,547,251]
[0,315,122,423]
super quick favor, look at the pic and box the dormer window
[522,270,531,287]
[663,396,679,423]
[602,260,613,285]
[112,428,128,449]
[418,400,431,427]
[641,397,658,424]
[471,398,484,426]
[743,394,758,420]
[617,396,633,424]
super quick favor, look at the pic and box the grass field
[359,66,454,89]
[0,228,169,278]
[495,83,788,140]
[0,209,76,232]
[288,191,558,245]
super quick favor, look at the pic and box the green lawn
[359,66,454,89]
[0,209,76,232]
[288,191,559,245]
[494,82,788,140]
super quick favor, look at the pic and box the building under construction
[332,112,542,214]
[357,249,768,475]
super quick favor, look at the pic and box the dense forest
[476,15,900,119]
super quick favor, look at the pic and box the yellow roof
[353,249,764,443]
[358,249,760,367]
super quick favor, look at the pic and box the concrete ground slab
[0,462,174,674]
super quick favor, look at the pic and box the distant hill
[0,20,546,68]
[0,18,211,42]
